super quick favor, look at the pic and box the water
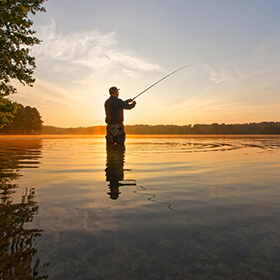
[1,135,280,279]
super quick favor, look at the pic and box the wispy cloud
[33,17,162,85]
[204,28,280,85]
[203,65,243,84]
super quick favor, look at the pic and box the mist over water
[1,136,280,279]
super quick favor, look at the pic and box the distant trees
[42,125,106,135]
[0,103,43,134]
[127,123,280,135]
[126,124,192,135]
[40,122,280,135]
[192,122,280,135]
[261,122,280,134]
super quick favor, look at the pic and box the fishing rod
[131,65,193,101]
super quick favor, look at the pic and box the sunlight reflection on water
[1,135,280,279]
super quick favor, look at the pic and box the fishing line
[133,184,175,211]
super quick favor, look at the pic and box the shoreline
[1,134,280,139]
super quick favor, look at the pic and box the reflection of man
[105,144,136,199]
[105,144,125,199]
[104,86,136,145]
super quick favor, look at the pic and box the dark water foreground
[0,136,280,280]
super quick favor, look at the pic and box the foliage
[0,97,18,129]
[0,0,47,97]
[0,102,43,134]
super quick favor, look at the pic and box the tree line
[127,122,280,134]
[190,122,280,135]
[0,103,43,134]
[41,122,280,135]
[42,125,106,135]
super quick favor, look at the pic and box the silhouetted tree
[0,0,47,97]
[0,103,43,134]
[0,0,47,127]
[0,97,18,129]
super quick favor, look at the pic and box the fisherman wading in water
[105,86,136,145]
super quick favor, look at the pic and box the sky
[10,0,280,127]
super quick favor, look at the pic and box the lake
[1,135,280,279]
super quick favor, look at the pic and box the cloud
[203,28,280,85]
[203,65,243,84]
[32,17,162,85]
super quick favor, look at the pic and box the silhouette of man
[105,86,136,145]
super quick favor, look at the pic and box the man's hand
[125,98,133,103]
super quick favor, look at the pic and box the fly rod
[131,65,193,101]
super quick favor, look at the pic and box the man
[105,86,136,145]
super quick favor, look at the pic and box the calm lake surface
[1,135,280,280]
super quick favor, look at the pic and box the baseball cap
[109,86,120,95]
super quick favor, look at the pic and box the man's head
[109,86,119,97]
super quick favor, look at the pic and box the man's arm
[121,99,136,110]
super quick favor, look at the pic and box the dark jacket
[105,96,135,124]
